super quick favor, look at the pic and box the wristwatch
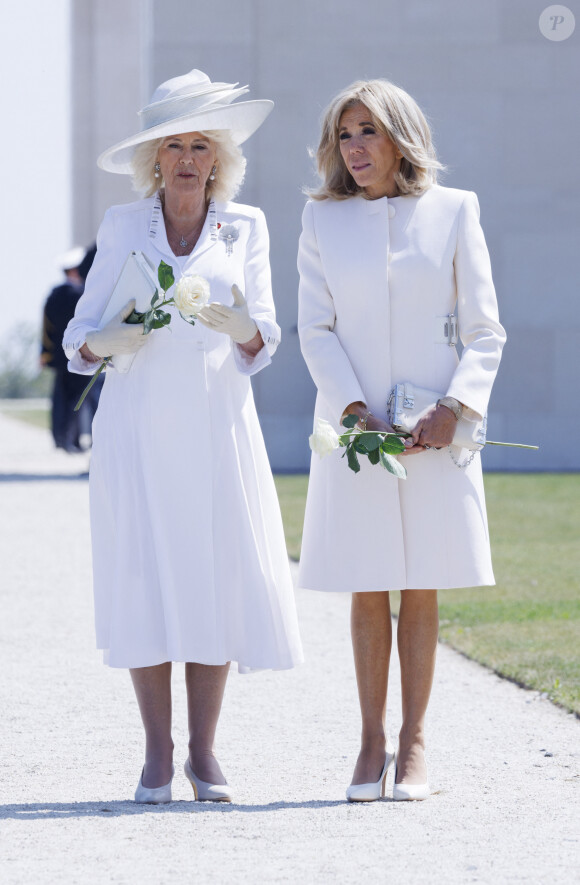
[436,396,463,421]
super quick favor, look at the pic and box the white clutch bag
[387,382,487,451]
[99,251,159,373]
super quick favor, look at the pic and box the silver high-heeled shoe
[134,765,174,804]
[392,751,430,801]
[346,740,396,802]
[184,758,233,803]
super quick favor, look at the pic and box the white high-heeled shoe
[392,752,430,801]
[134,765,174,804]
[184,758,233,803]
[346,740,396,802]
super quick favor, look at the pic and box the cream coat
[297,186,506,592]
[64,195,303,670]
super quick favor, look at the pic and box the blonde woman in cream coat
[298,80,506,802]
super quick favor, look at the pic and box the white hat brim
[55,246,86,271]
[98,100,274,174]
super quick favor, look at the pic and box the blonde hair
[131,130,247,202]
[308,79,444,200]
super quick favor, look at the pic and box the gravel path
[1,411,578,884]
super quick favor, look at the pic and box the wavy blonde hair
[308,79,444,200]
[131,130,246,202]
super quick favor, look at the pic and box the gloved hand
[85,300,148,358]
[196,284,258,344]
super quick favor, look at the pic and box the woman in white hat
[64,69,303,804]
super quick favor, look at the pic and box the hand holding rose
[402,403,458,455]
[85,300,148,358]
[309,415,407,478]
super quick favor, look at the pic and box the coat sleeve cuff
[64,330,103,375]
[67,348,103,376]
[231,318,279,376]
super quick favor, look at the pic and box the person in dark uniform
[41,245,99,451]
[78,244,97,283]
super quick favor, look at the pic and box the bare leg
[350,591,392,785]
[185,662,230,784]
[396,589,438,784]
[130,662,174,788]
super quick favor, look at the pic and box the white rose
[173,274,211,317]
[309,418,340,458]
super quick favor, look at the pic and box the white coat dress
[64,194,303,670]
[297,185,506,592]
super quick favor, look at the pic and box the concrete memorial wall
[72,0,579,470]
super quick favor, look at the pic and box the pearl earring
[209,165,217,181]
[154,162,161,178]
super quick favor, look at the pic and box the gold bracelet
[358,410,371,431]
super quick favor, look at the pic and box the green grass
[275,472,580,715]
[2,409,50,429]
[273,474,309,562]
[436,474,580,714]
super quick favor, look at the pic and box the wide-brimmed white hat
[98,69,273,174]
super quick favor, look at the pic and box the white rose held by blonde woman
[174,273,211,321]
[309,415,408,477]
[309,418,341,457]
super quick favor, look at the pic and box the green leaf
[158,260,175,292]
[346,445,361,474]
[359,432,382,452]
[342,413,359,429]
[124,309,145,325]
[143,312,155,335]
[150,288,159,308]
[354,441,368,454]
[367,447,380,465]
[181,313,197,326]
[379,449,407,479]
[150,309,172,329]
[381,435,406,454]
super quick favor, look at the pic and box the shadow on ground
[0,799,349,819]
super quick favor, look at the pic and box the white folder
[100,251,159,373]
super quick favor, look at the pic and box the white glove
[85,300,148,358]
[196,284,258,344]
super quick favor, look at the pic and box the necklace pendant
[180,236,187,248]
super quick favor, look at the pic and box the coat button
[388,204,396,219]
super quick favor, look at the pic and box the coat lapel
[146,193,219,266]
[187,199,218,262]
[147,193,172,259]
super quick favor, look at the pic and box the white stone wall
[71,0,580,470]
[71,0,146,241]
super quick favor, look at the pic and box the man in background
[41,245,98,452]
